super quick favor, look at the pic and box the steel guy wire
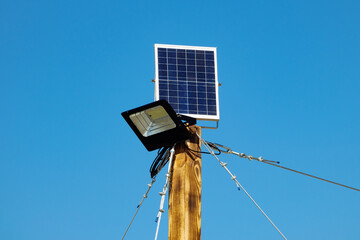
[211,143,360,192]
[154,144,176,240]
[121,177,156,240]
[196,132,288,240]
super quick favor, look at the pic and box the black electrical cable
[150,147,171,178]
[150,139,221,178]
[185,141,221,155]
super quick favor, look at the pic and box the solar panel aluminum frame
[121,100,191,151]
[154,44,220,122]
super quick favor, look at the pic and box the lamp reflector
[129,105,176,137]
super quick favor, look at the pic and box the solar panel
[154,44,220,121]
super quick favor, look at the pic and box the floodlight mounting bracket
[177,114,197,127]
[197,120,219,130]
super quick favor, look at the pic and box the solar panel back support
[154,44,220,122]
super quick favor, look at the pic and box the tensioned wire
[261,161,360,192]
[121,177,156,240]
[122,136,359,240]
[196,132,288,240]
[121,145,175,240]
[154,144,176,240]
[209,143,360,192]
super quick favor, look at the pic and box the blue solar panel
[155,44,219,121]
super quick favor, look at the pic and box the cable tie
[165,173,170,178]
[232,175,236,180]
[159,209,165,213]
[258,156,263,162]
[240,153,246,158]
[248,155,253,161]
[143,194,148,198]
[159,192,166,196]
[147,184,152,187]
[220,162,227,167]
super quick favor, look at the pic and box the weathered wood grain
[168,126,201,240]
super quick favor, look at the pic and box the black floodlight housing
[121,100,195,151]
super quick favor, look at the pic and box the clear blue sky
[1,0,359,239]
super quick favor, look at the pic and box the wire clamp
[232,175,236,180]
[170,147,175,154]
[220,162,227,167]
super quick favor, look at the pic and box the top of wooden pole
[168,126,202,240]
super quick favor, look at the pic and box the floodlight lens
[129,105,176,137]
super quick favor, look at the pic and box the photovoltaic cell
[155,44,219,121]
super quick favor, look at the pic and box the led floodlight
[122,100,193,151]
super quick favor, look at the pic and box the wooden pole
[168,126,201,240]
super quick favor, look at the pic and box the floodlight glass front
[122,100,192,151]
[129,105,176,137]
